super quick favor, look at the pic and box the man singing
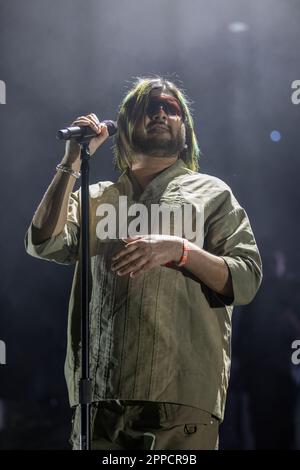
[25,77,262,450]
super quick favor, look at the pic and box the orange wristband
[176,238,189,267]
[164,239,189,268]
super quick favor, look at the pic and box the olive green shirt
[25,158,262,420]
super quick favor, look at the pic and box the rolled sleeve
[24,191,80,265]
[221,253,262,306]
[25,221,79,265]
[205,199,263,306]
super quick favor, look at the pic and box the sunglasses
[145,94,183,119]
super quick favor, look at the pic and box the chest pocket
[159,186,204,248]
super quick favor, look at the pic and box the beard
[132,126,186,158]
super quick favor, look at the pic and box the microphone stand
[79,141,92,450]
[56,121,116,450]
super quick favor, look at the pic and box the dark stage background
[0,0,300,449]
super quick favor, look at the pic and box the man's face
[132,88,186,158]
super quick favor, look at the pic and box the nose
[153,106,167,121]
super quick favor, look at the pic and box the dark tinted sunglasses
[146,95,183,119]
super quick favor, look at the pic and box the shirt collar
[119,158,190,202]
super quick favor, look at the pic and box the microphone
[56,119,117,141]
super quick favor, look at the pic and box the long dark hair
[113,77,200,172]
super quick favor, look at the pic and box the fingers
[71,113,103,135]
[121,236,143,244]
[89,113,100,125]
[111,239,145,264]
[64,112,108,160]
[130,260,153,278]
[111,244,140,273]
[113,254,147,276]
[111,238,153,276]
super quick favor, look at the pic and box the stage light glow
[270,130,282,142]
[228,22,250,33]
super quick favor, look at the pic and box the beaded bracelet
[56,163,81,179]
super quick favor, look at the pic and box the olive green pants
[70,400,219,450]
